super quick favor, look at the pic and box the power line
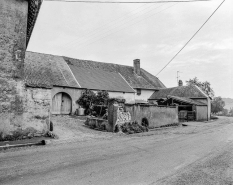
[155,0,225,77]
[61,3,166,53]
[75,3,178,50]
[45,0,210,3]
[60,3,158,53]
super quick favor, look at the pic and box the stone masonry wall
[0,0,28,139]
[125,104,178,128]
[0,0,50,140]
[108,99,178,132]
[0,87,51,139]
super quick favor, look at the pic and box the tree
[186,77,214,98]
[76,89,109,115]
[211,96,225,114]
[77,89,97,110]
[95,90,109,105]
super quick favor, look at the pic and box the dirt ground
[51,115,114,143]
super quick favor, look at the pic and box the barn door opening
[52,92,72,115]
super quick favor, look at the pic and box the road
[0,117,233,185]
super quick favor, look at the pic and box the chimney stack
[133,59,140,76]
[178,80,183,86]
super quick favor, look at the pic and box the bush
[76,90,109,116]
[119,121,148,134]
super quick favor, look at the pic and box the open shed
[159,95,208,122]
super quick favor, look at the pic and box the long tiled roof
[27,0,43,47]
[64,57,166,89]
[149,85,208,100]
[70,66,135,93]
[24,52,79,88]
[25,52,166,92]
[167,95,207,106]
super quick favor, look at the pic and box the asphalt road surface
[0,117,233,185]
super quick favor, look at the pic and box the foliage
[211,96,225,114]
[76,89,109,116]
[76,89,96,112]
[95,90,109,105]
[186,77,214,98]
[118,121,148,134]
[91,105,107,117]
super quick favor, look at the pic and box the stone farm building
[148,85,211,121]
[24,51,166,115]
[0,0,44,139]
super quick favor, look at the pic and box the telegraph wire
[61,3,165,53]
[45,0,210,3]
[155,0,225,77]
[60,3,157,52]
[73,3,177,50]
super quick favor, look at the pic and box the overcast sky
[28,0,233,98]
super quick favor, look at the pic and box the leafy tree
[95,90,109,105]
[186,77,214,98]
[211,96,225,114]
[77,89,96,110]
[76,89,109,115]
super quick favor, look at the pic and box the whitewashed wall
[135,89,155,102]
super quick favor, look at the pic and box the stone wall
[125,104,178,128]
[0,0,29,139]
[0,87,51,140]
[108,99,178,132]
[0,0,50,140]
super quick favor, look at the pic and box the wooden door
[52,93,62,114]
[61,93,72,114]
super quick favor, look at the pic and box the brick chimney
[178,80,183,86]
[133,59,140,76]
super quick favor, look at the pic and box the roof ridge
[63,56,133,68]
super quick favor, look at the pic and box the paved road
[0,117,233,185]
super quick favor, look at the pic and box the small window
[137,89,141,95]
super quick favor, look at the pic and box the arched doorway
[52,92,72,115]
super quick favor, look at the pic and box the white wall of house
[108,91,135,103]
[135,89,155,102]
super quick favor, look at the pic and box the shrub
[119,121,148,134]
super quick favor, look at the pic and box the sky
[27,0,233,98]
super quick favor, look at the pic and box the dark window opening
[137,89,141,95]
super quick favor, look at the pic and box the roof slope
[70,66,135,93]
[24,52,79,88]
[63,57,166,89]
[27,0,43,47]
[167,95,207,106]
[149,85,208,100]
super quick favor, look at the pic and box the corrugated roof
[69,66,135,93]
[167,95,207,106]
[63,57,166,89]
[24,52,79,88]
[149,85,208,100]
